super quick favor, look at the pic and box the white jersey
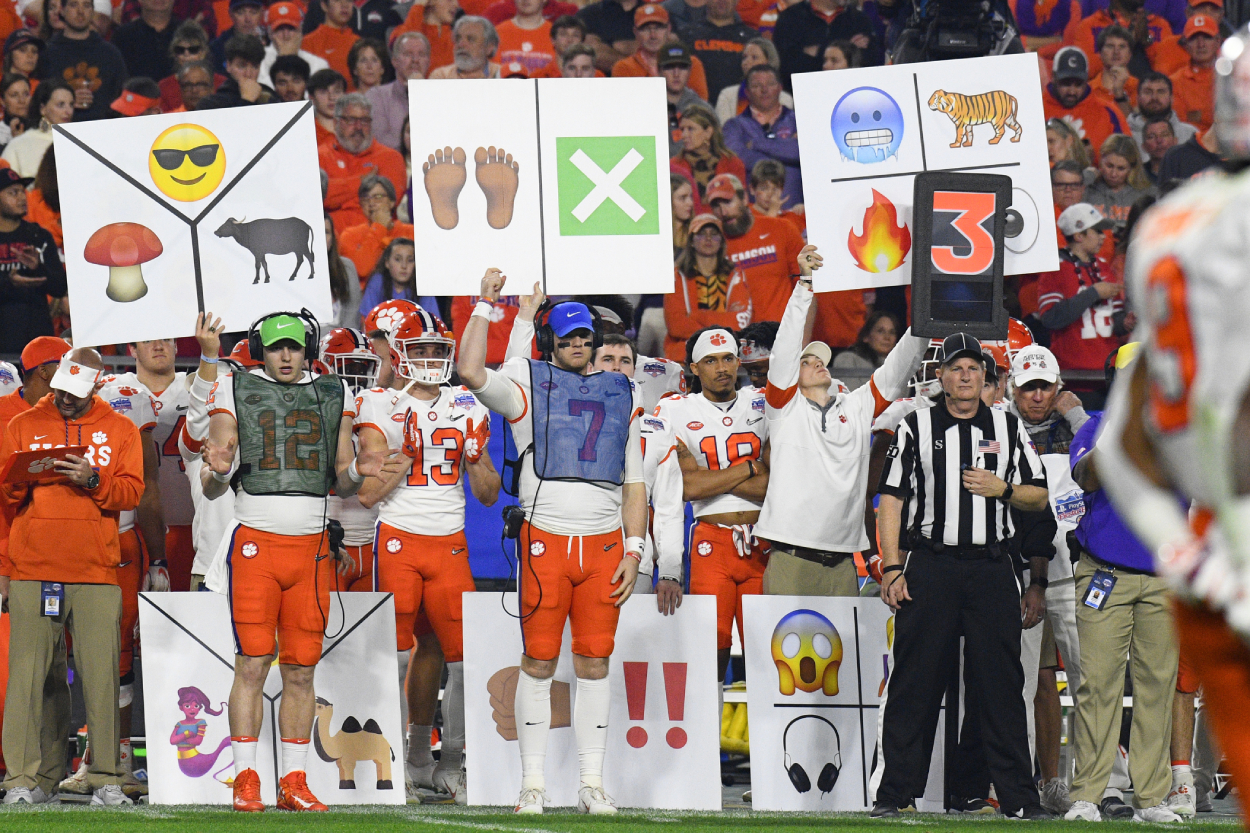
[110,371,195,526]
[177,429,236,577]
[654,387,767,519]
[873,396,934,435]
[1124,170,1248,514]
[355,385,488,537]
[473,357,644,536]
[205,369,353,536]
[329,392,377,546]
[633,355,686,414]
[640,412,684,580]
[100,376,157,535]
[0,361,19,397]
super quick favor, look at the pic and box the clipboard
[0,446,90,484]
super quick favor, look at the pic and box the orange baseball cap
[21,336,71,373]
[267,2,303,30]
[1183,14,1220,37]
[1188,0,1222,9]
[704,173,743,203]
[634,3,669,26]
[688,213,723,236]
[110,90,160,117]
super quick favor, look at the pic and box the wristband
[881,564,905,575]
[347,458,365,484]
[199,354,218,364]
[1030,576,1049,589]
[625,536,645,556]
[747,460,756,478]
[999,482,1014,502]
[150,559,168,567]
[625,550,642,562]
[211,468,233,483]
[472,300,495,319]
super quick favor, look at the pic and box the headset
[534,300,603,358]
[247,308,322,363]
[783,714,842,797]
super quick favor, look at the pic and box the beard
[722,209,752,237]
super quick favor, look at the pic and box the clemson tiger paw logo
[386,538,402,553]
[27,456,57,473]
[696,541,713,556]
[241,542,259,558]
[530,541,546,557]
[709,333,728,347]
[374,308,405,334]
[92,432,108,444]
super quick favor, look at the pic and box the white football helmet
[388,308,456,386]
[318,327,381,395]
[910,338,945,398]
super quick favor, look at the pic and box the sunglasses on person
[174,44,204,55]
[151,144,220,170]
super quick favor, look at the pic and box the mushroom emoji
[84,223,163,303]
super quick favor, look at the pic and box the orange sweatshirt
[0,394,144,585]
[0,389,30,575]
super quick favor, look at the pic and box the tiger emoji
[928,89,1022,148]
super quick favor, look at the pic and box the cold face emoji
[149,124,226,201]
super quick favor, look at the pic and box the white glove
[143,562,171,592]
[730,524,755,559]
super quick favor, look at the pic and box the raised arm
[506,282,545,361]
[459,268,507,391]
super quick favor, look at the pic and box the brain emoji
[771,609,843,696]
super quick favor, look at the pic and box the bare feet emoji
[475,146,520,230]
[422,146,467,230]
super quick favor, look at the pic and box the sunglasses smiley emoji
[149,124,227,202]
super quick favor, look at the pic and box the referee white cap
[937,333,984,366]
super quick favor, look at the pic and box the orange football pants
[117,529,146,679]
[690,521,769,650]
[226,526,331,667]
[519,522,626,661]
[338,543,374,592]
[374,524,474,661]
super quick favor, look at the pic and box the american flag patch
[978,440,1001,454]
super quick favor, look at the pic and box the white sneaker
[59,756,92,795]
[3,786,51,805]
[577,784,618,815]
[90,785,132,807]
[1066,800,1102,821]
[1040,778,1073,813]
[515,786,547,814]
[1196,790,1214,813]
[405,760,435,791]
[1134,803,1182,823]
[432,767,466,806]
[1166,784,1196,817]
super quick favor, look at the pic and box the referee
[871,333,1052,820]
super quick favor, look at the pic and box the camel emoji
[312,697,395,790]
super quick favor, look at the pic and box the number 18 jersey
[354,385,489,537]
[654,388,768,519]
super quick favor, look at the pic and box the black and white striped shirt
[878,400,1047,547]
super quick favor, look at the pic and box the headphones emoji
[534,300,604,358]
[247,308,321,363]
[782,714,842,797]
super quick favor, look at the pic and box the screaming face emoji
[149,124,226,202]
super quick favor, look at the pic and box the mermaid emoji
[171,686,232,783]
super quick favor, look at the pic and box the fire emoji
[848,190,911,273]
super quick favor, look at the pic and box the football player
[354,309,500,803]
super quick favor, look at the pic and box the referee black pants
[876,547,1038,814]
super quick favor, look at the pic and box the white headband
[692,329,738,363]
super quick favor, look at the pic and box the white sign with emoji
[54,101,330,347]
[462,592,721,809]
[742,596,946,812]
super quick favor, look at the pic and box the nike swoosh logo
[747,417,762,425]
[275,322,299,332]
[176,405,188,412]
[118,560,132,568]
[524,721,543,726]
[452,548,465,555]
[759,233,770,240]
[596,724,608,729]
[34,435,46,440]
[450,414,466,421]
[604,541,618,551]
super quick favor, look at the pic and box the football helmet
[910,338,945,398]
[982,318,1034,376]
[224,339,262,370]
[319,327,381,394]
[364,299,422,337]
[388,308,456,385]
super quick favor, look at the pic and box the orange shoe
[232,768,264,812]
[277,771,328,812]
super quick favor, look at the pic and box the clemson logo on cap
[643,3,657,10]
[710,333,727,346]
[69,365,80,375]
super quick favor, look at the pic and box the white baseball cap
[691,329,737,363]
[801,341,832,366]
[50,352,104,398]
[1011,345,1061,385]
[1057,203,1112,236]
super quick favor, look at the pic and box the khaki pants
[189,573,206,592]
[762,549,859,596]
[2,581,122,792]
[1069,553,1178,808]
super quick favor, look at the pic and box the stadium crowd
[0,0,1238,817]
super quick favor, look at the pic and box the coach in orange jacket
[0,347,144,806]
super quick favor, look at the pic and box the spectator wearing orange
[428,16,502,78]
[1169,13,1219,132]
[1042,47,1128,163]
[670,106,745,213]
[749,158,804,236]
[1063,0,1172,78]
[484,0,577,24]
[257,2,329,89]
[0,348,144,807]
[496,0,557,76]
[664,213,751,361]
[337,173,414,282]
[531,15,586,77]
[308,68,346,148]
[1091,26,1136,111]
[390,0,457,72]
[451,295,521,364]
[1149,0,1224,76]
[366,32,429,152]
[303,0,360,82]
[610,5,709,100]
[1009,0,1082,58]
[26,142,59,248]
[320,92,407,234]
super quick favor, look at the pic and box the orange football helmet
[982,318,1034,375]
[225,339,262,369]
[318,327,380,394]
[363,299,422,337]
[388,308,455,385]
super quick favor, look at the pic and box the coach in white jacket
[755,245,927,595]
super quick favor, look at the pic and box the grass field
[0,804,1242,833]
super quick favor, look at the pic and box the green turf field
[0,805,1241,833]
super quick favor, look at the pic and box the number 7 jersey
[654,387,767,518]
[354,385,490,536]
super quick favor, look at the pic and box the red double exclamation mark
[623,662,688,749]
